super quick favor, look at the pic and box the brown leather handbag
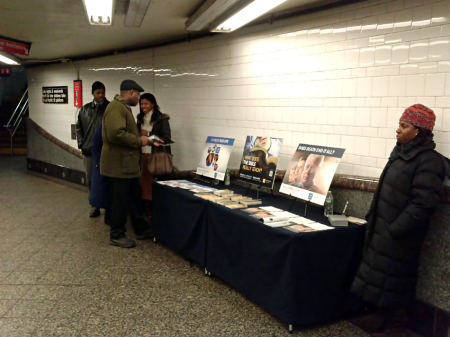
[147,148,173,176]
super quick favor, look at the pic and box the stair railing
[3,88,29,155]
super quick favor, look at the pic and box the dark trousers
[109,177,149,239]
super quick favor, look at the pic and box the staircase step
[0,144,27,148]
[0,147,27,155]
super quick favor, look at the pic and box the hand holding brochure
[148,134,174,145]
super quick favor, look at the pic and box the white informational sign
[279,144,345,205]
[196,136,235,181]
[238,136,283,189]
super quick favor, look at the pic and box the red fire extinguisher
[73,80,82,107]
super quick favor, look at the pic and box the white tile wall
[27,0,450,177]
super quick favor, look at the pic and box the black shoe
[370,329,408,337]
[89,207,100,218]
[110,237,136,248]
[349,311,385,333]
[135,230,153,240]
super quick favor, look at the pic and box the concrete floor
[0,156,369,337]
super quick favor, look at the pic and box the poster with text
[279,144,345,205]
[238,136,283,188]
[196,136,235,181]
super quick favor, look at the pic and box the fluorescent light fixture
[125,0,151,27]
[213,0,287,33]
[186,0,242,31]
[82,0,114,25]
[0,52,20,65]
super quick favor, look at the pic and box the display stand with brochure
[193,175,218,187]
[288,193,314,217]
[238,135,283,201]
[279,144,345,215]
[195,136,235,184]
[243,180,266,202]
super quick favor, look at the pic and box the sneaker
[89,207,100,218]
[110,237,136,248]
[135,230,153,240]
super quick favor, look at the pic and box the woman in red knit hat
[350,104,448,337]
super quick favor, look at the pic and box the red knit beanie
[400,104,435,131]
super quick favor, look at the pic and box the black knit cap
[120,79,144,92]
[91,81,105,94]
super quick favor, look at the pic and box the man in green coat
[100,79,152,248]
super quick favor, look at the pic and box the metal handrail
[4,88,28,128]
[11,101,28,131]
[11,101,29,137]
[3,87,29,155]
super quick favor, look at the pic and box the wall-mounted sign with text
[0,35,31,56]
[42,86,68,104]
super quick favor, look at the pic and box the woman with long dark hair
[137,93,171,220]
[350,104,448,337]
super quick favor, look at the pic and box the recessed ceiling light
[82,0,114,25]
[213,0,288,33]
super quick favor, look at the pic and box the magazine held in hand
[196,136,235,181]
[238,136,283,188]
[279,144,345,205]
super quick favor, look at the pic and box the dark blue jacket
[89,122,111,209]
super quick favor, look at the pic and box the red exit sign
[0,68,11,77]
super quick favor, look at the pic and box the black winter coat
[76,99,109,155]
[89,122,110,209]
[351,138,446,309]
[149,113,171,154]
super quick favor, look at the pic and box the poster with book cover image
[238,136,283,188]
[196,136,235,181]
[279,144,345,205]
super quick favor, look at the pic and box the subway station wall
[27,0,450,177]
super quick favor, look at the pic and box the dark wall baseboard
[27,158,86,186]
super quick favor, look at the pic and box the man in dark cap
[76,81,109,218]
[100,79,153,248]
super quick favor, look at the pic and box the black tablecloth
[152,183,208,266]
[152,181,365,326]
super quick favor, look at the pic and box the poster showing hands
[238,136,283,189]
[196,136,235,181]
[279,144,345,205]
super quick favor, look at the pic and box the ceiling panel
[0,0,351,63]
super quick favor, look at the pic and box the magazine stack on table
[244,206,333,231]
[157,180,217,193]
[191,188,265,210]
